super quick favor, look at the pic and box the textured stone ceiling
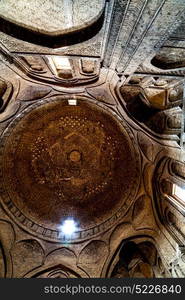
[0,0,105,36]
[0,98,140,240]
[0,0,185,279]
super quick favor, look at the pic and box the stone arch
[106,237,166,278]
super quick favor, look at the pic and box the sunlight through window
[173,184,185,202]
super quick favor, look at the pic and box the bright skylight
[68,99,77,105]
[59,219,78,236]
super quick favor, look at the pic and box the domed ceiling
[0,98,140,242]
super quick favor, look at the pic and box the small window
[52,57,71,70]
[47,56,73,79]
[68,99,77,106]
[172,184,185,202]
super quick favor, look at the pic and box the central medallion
[0,98,140,241]
[68,150,81,162]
